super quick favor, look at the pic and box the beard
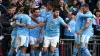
[53,14,58,18]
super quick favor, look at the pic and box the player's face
[7,8,15,15]
[35,10,40,17]
[54,11,59,17]
[83,7,88,13]
[80,7,84,12]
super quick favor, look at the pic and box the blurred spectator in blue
[64,12,76,39]
[70,0,78,12]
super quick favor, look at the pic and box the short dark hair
[82,3,89,8]
[23,6,30,15]
[31,8,40,14]
[7,5,13,9]
[47,1,54,7]
[34,8,40,12]
[53,8,59,12]
[78,5,83,9]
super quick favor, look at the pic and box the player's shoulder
[58,16,63,20]
[46,14,52,18]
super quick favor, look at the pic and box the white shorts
[29,36,43,47]
[15,35,29,48]
[43,35,59,47]
[81,35,91,43]
[11,36,16,48]
[74,33,81,44]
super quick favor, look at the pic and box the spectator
[78,0,86,5]
[95,10,100,25]
[70,0,78,12]
[93,1,100,13]
[64,12,76,39]
[59,0,68,39]
[64,12,76,56]
[0,0,7,14]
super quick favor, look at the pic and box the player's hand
[38,23,44,27]
[20,24,26,26]
[16,21,21,25]
[68,27,71,32]
[76,30,82,35]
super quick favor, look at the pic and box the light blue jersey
[75,12,93,32]
[40,9,53,18]
[44,15,66,37]
[64,18,76,36]
[11,15,19,37]
[11,27,17,37]
[81,12,93,36]
[15,14,31,36]
[75,12,84,32]
[29,17,45,38]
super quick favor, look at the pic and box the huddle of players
[8,2,94,56]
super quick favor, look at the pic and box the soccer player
[40,1,53,18]
[29,8,44,56]
[42,8,71,56]
[8,6,44,56]
[8,7,27,56]
[77,4,93,56]
[72,5,94,56]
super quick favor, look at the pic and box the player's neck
[53,15,57,19]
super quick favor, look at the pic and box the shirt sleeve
[79,13,93,18]
[59,17,66,25]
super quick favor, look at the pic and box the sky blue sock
[20,53,26,56]
[35,50,40,56]
[81,45,91,56]
[30,50,35,56]
[72,47,78,56]
[49,52,54,56]
[8,50,14,56]
[16,50,21,56]
[54,48,59,56]
[42,50,48,56]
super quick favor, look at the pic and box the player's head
[67,12,73,19]
[34,8,40,17]
[53,8,59,18]
[82,4,89,13]
[78,5,84,12]
[7,5,15,15]
[23,6,30,15]
[47,1,54,10]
